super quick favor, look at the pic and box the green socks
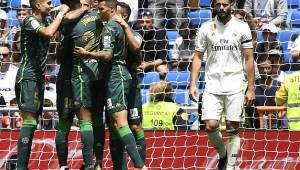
[134,130,146,163]
[55,120,72,167]
[109,131,127,170]
[80,120,94,170]
[17,119,37,170]
[116,125,144,168]
[93,124,105,167]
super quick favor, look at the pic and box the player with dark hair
[103,1,146,169]
[74,0,146,169]
[55,0,105,169]
[189,0,255,169]
[14,0,69,169]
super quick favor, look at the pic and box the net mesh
[0,0,300,169]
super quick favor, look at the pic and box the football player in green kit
[104,2,146,169]
[74,0,146,169]
[55,0,105,169]
[14,0,69,169]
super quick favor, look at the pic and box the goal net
[0,0,300,169]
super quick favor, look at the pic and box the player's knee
[205,120,219,132]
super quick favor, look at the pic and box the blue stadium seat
[283,52,293,63]
[287,0,299,9]
[52,0,61,7]
[139,72,160,88]
[165,71,190,89]
[7,0,21,8]
[141,89,150,104]
[188,10,212,26]
[167,30,179,46]
[173,89,191,105]
[290,10,300,28]
[7,10,19,27]
[199,0,211,8]
[278,31,294,52]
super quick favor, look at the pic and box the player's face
[37,0,53,16]
[98,1,112,21]
[214,0,232,20]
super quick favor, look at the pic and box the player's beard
[216,10,231,21]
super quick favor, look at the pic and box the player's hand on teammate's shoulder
[59,4,70,14]
[189,85,199,102]
[112,15,128,28]
[74,46,89,58]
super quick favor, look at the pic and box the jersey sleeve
[195,26,208,52]
[173,108,190,130]
[23,16,43,34]
[133,31,143,46]
[101,22,118,51]
[241,24,253,49]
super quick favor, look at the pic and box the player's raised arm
[37,4,70,39]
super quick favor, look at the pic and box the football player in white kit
[189,0,256,169]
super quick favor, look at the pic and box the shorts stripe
[118,65,126,106]
[77,65,83,102]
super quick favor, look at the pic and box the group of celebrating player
[15,0,146,169]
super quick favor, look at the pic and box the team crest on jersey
[30,19,40,29]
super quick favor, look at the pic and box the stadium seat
[166,30,179,46]
[7,0,21,8]
[199,0,211,8]
[287,0,299,9]
[165,71,190,89]
[173,89,191,105]
[283,52,293,63]
[141,89,150,104]
[7,10,19,28]
[278,31,294,52]
[188,10,212,26]
[52,0,61,7]
[290,10,300,28]
[139,72,160,88]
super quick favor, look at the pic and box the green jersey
[101,20,126,65]
[16,15,51,82]
[58,11,103,80]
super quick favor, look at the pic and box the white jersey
[196,16,253,95]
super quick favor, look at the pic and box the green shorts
[56,79,106,120]
[106,65,131,114]
[127,74,142,124]
[71,61,105,108]
[15,80,44,115]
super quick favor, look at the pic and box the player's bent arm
[38,5,70,39]
[63,5,89,24]
[124,25,141,54]
[74,46,112,61]
[244,48,255,91]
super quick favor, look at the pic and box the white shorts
[201,91,245,121]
